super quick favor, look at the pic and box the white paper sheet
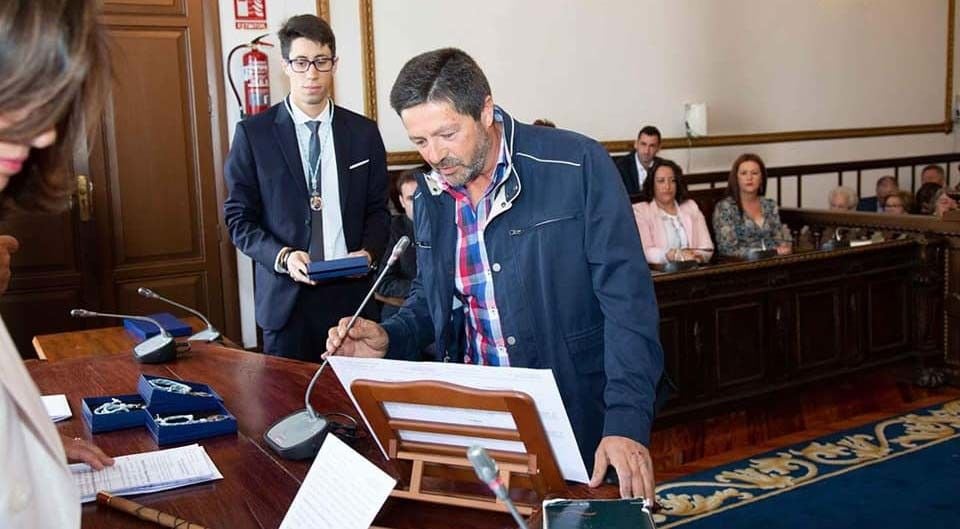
[70,444,223,503]
[328,356,589,483]
[41,394,71,422]
[279,434,396,529]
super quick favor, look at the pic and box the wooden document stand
[351,380,569,516]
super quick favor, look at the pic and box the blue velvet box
[145,402,237,446]
[307,256,369,281]
[81,394,148,433]
[123,312,192,340]
[137,374,224,414]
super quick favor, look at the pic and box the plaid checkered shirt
[427,117,510,366]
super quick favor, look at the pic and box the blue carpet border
[652,399,960,528]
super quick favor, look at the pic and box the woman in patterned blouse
[712,153,792,258]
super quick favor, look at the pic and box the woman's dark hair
[278,14,337,59]
[389,48,491,120]
[0,0,110,219]
[642,158,690,204]
[727,153,768,211]
[915,182,943,215]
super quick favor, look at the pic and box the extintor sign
[235,0,267,30]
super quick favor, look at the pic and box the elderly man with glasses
[225,14,389,360]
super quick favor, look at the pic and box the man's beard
[435,127,491,188]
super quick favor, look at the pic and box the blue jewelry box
[307,256,369,281]
[145,402,237,446]
[81,394,148,433]
[123,312,192,340]
[137,374,224,414]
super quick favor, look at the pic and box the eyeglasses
[287,57,337,73]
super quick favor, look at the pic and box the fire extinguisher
[228,34,273,119]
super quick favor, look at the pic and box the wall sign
[234,0,267,30]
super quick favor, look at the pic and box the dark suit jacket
[613,151,659,200]
[224,103,389,330]
[857,196,879,212]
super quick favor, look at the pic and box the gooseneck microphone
[137,287,221,343]
[70,309,177,364]
[467,445,530,529]
[264,236,411,460]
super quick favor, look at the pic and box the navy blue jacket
[224,103,389,330]
[857,196,880,212]
[381,108,664,468]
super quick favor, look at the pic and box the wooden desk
[32,317,237,361]
[26,344,611,528]
[650,239,943,423]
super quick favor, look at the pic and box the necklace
[286,96,333,211]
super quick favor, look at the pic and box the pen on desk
[96,491,209,529]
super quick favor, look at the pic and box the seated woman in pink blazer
[632,159,714,264]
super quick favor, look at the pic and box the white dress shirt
[635,153,650,190]
[287,97,348,260]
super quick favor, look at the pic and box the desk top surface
[26,344,613,528]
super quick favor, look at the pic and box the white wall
[221,0,960,345]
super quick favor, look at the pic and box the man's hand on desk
[589,435,655,501]
[61,434,114,470]
[324,316,388,359]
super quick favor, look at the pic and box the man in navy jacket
[325,48,663,500]
[225,15,388,360]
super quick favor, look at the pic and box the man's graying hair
[389,48,491,120]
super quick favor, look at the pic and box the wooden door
[0,0,231,358]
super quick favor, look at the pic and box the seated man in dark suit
[378,166,423,319]
[224,15,389,360]
[613,125,661,199]
[857,175,898,212]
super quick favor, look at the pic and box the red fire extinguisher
[228,34,273,118]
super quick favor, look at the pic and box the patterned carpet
[652,399,960,528]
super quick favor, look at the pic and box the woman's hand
[61,434,114,470]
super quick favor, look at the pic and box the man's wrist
[276,247,294,273]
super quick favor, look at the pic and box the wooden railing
[683,153,960,208]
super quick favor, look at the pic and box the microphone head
[386,235,411,266]
[466,445,499,484]
[138,287,157,298]
[70,309,93,318]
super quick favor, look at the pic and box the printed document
[279,434,396,529]
[41,394,71,422]
[70,444,223,502]
[328,356,589,482]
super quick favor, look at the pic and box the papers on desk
[279,434,396,529]
[70,444,223,503]
[328,356,590,483]
[42,394,72,422]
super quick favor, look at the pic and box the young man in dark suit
[614,125,662,198]
[224,15,388,360]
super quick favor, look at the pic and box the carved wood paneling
[105,28,201,265]
[0,289,83,358]
[115,274,207,321]
[714,301,766,389]
[794,288,843,370]
[101,0,185,16]
[866,279,910,357]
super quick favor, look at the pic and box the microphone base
[188,328,221,343]
[264,409,330,460]
[133,335,177,363]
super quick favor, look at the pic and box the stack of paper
[42,394,72,422]
[280,435,396,529]
[70,444,223,503]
